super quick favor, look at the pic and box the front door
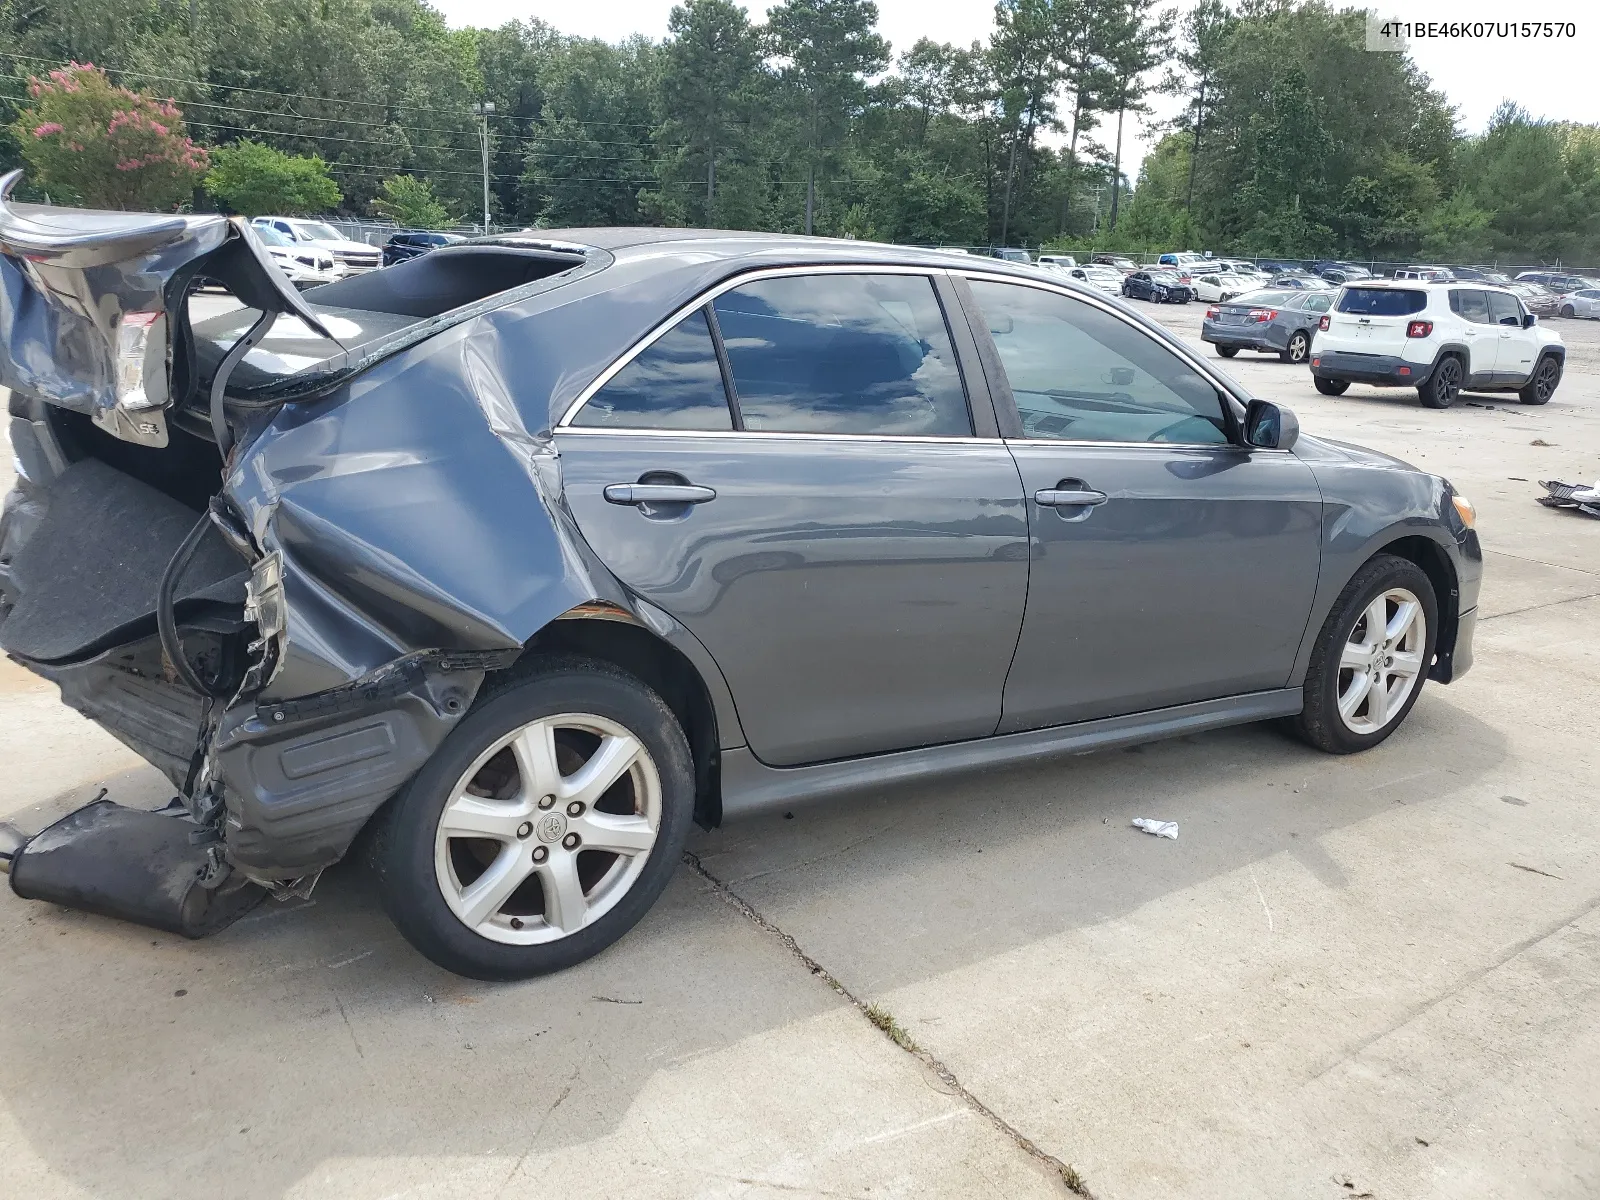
[1448,288,1498,380]
[961,277,1324,731]
[557,271,1029,766]
[1486,289,1535,382]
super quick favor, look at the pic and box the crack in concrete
[684,850,1093,1198]
[1477,590,1600,623]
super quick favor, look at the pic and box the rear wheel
[1418,355,1461,408]
[1314,377,1350,396]
[375,657,695,980]
[1215,345,1239,358]
[1560,304,1575,318]
[1290,555,1437,754]
[1281,330,1311,364]
[1518,354,1561,405]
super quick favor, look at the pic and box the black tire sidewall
[1520,355,1560,405]
[1420,356,1460,408]
[1295,555,1439,754]
[375,659,696,980]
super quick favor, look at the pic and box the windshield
[292,221,343,242]
[1337,287,1427,316]
[254,225,292,247]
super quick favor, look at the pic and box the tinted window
[572,308,732,430]
[1486,291,1523,325]
[969,280,1228,445]
[712,274,970,436]
[1337,288,1427,316]
[1449,289,1492,323]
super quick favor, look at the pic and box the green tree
[12,63,207,209]
[1098,0,1173,231]
[767,0,890,234]
[1171,0,1234,212]
[655,0,765,224]
[372,174,454,228]
[204,140,341,215]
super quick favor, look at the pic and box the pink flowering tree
[12,63,208,210]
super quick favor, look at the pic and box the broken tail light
[1205,306,1220,320]
[1406,320,1434,338]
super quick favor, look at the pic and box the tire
[1314,377,1350,396]
[1518,354,1561,405]
[1418,355,1462,408]
[1289,554,1438,754]
[1281,330,1311,364]
[1559,304,1575,318]
[1216,345,1239,358]
[374,656,696,980]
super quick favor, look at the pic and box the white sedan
[1554,288,1600,319]
[1062,265,1125,294]
[1191,271,1254,303]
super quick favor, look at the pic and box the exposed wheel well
[1374,536,1460,681]
[516,614,723,828]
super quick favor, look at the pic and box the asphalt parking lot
[1,297,1596,1200]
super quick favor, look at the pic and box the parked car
[984,247,1033,264]
[1515,270,1589,294]
[252,223,346,289]
[1064,264,1125,294]
[250,216,382,273]
[1310,281,1565,408]
[1392,265,1455,282]
[0,180,1484,981]
[1554,287,1600,318]
[1092,253,1139,272]
[1505,281,1559,316]
[1192,271,1254,303]
[382,230,466,267]
[1202,289,1332,363]
[1158,252,1206,269]
[1255,259,1303,276]
[1220,259,1266,278]
[1268,273,1330,291]
[1122,269,1193,303]
[1447,266,1512,284]
[1035,253,1077,270]
[1315,263,1374,284]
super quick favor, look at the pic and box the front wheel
[1289,554,1438,754]
[375,657,696,980]
[1518,355,1561,405]
[1216,345,1239,358]
[1418,356,1461,408]
[1281,330,1310,364]
[1314,376,1350,396]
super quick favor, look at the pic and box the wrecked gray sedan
[0,174,1482,978]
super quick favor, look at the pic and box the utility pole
[474,102,496,234]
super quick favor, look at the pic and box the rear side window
[571,308,733,430]
[1449,290,1492,323]
[1337,288,1427,316]
[1302,294,1332,313]
[712,274,970,436]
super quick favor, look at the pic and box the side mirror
[1523,313,1537,327]
[1244,399,1299,451]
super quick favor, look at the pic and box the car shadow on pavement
[0,695,1504,1198]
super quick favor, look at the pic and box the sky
[432,0,1597,180]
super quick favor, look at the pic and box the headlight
[1452,493,1476,528]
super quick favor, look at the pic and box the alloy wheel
[1335,588,1427,735]
[433,713,661,945]
[1288,332,1309,362]
[1534,358,1559,401]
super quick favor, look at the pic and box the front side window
[968,279,1229,445]
[571,308,733,430]
[712,274,970,436]
[1486,291,1524,326]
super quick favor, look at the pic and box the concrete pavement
[0,301,1596,1198]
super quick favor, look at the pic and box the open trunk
[1,177,594,930]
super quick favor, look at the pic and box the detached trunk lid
[0,169,329,447]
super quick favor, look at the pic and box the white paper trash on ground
[1132,818,1179,840]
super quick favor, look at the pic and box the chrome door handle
[1035,488,1108,508]
[604,483,717,505]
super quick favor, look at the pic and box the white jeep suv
[1310,281,1565,408]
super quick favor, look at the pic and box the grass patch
[862,1002,918,1052]
[1059,1162,1095,1196]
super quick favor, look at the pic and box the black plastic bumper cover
[1311,351,1432,386]
[8,799,263,937]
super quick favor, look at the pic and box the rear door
[1486,289,1536,380]
[1325,286,1427,356]
[556,269,1030,767]
[961,276,1322,731]
[1447,289,1496,378]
